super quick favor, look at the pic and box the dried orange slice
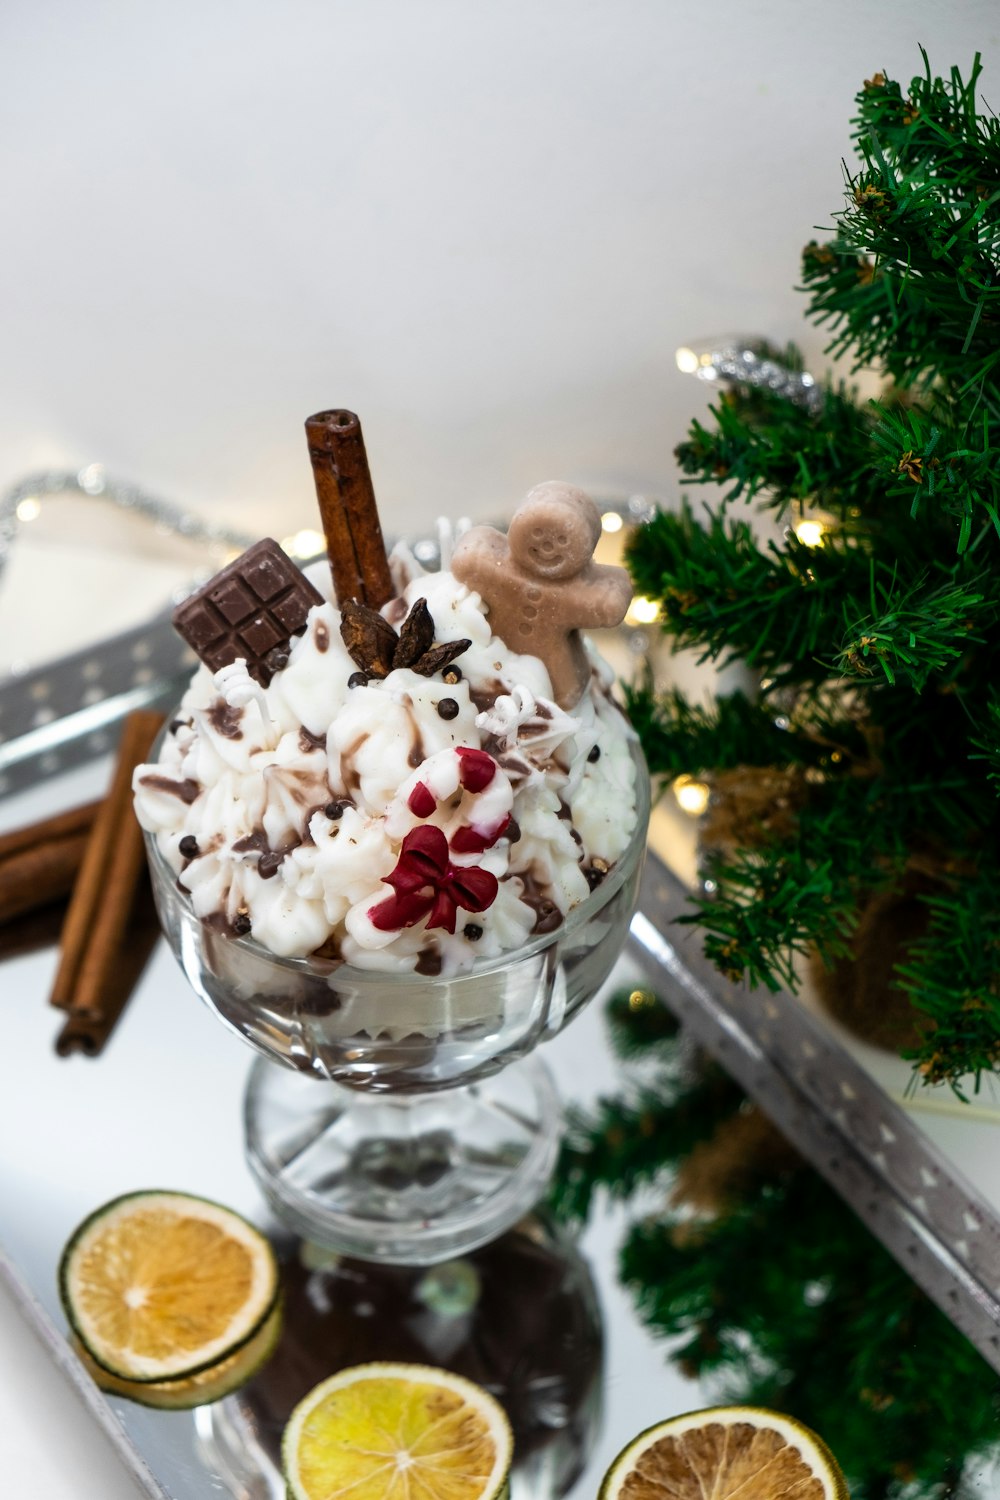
[59,1190,279,1382]
[72,1299,283,1409]
[282,1361,513,1500]
[600,1405,849,1500]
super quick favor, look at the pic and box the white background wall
[2,0,998,541]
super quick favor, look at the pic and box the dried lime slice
[600,1405,849,1500]
[59,1190,279,1382]
[283,1361,513,1500]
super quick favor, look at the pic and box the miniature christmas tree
[628,53,1000,1091]
[552,989,1000,1498]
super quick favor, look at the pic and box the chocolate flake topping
[340,598,470,681]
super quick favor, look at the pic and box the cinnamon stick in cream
[305,409,394,610]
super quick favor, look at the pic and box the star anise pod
[340,598,471,679]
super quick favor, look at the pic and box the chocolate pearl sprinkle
[587,744,601,763]
[233,912,252,935]
[178,835,199,859]
[348,671,369,689]
[463,923,483,941]
[442,665,463,685]
[437,697,460,721]
[325,799,351,820]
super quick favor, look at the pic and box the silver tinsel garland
[0,464,255,588]
[676,338,824,414]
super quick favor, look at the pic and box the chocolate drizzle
[339,733,369,798]
[298,726,327,753]
[233,828,302,879]
[468,680,506,715]
[407,719,426,770]
[259,846,298,879]
[207,701,244,740]
[517,871,563,935]
[233,830,268,855]
[520,703,555,738]
[137,774,200,805]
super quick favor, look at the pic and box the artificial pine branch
[551,989,1000,1498]
[674,377,876,517]
[869,404,1000,553]
[621,681,811,779]
[896,872,1000,1093]
[551,988,738,1223]
[804,54,1000,401]
[633,52,1000,1088]
[689,783,906,991]
[627,505,876,684]
[835,571,986,688]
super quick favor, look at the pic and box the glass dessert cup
[146,740,650,1264]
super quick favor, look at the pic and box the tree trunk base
[809,874,937,1054]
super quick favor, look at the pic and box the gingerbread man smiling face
[452,482,633,708]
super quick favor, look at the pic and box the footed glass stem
[245,1054,561,1263]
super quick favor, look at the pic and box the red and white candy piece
[385,746,513,855]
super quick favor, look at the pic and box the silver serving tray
[3,484,1000,1496]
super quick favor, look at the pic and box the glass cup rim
[142,721,651,985]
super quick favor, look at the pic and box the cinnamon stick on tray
[0,800,98,927]
[50,708,165,1057]
[0,902,69,963]
[305,409,394,610]
[55,873,160,1058]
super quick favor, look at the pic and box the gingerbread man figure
[452,482,633,708]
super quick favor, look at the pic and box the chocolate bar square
[173,538,324,685]
[213,577,259,624]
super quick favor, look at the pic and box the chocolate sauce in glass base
[226,1212,602,1499]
